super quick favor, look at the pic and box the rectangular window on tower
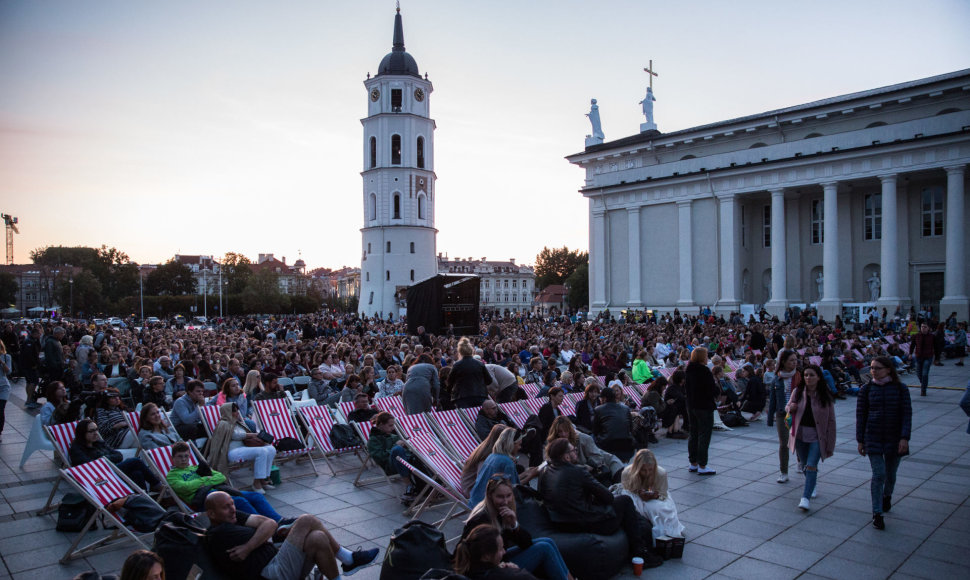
[763,205,771,248]
[864,193,882,240]
[391,89,402,112]
[410,242,415,254]
[811,199,824,245]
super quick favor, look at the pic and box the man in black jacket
[538,438,662,568]
[592,387,635,461]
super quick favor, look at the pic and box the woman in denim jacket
[767,350,801,483]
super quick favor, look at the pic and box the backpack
[330,423,359,449]
[380,520,452,580]
[153,512,226,580]
[722,410,748,428]
[57,492,96,532]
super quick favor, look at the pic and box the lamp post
[69,277,73,317]
[139,272,144,320]
[203,267,207,320]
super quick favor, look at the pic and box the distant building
[0,264,78,316]
[436,254,535,315]
[534,284,569,316]
[251,253,308,296]
[173,254,219,295]
[311,266,360,300]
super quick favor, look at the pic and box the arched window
[386,241,391,253]
[369,193,377,220]
[749,142,767,148]
[410,269,414,281]
[417,194,425,219]
[366,272,370,281]
[369,137,377,168]
[391,134,401,165]
[410,242,415,254]
[386,270,390,281]
[393,194,401,219]
[416,136,425,168]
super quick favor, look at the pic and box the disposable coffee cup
[632,556,644,576]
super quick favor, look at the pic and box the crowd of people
[1,304,965,579]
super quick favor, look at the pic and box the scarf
[205,402,249,474]
[872,376,892,385]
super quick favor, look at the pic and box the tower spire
[393,3,405,52]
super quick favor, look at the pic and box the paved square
[1,361,967,579]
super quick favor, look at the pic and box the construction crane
[2,214,18,265]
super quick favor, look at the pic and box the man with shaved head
[203,491,377,579]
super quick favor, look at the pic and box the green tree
[242,270,282,314]
[54,270,103,315]
[222,252,253,295]
[0,272,17,307]
[565,261,589,310]
[30,245,138,303]
[534,246,589,290]
[145,260,197,296]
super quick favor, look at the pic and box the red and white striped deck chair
[39,421,80,514]
[427,409,479,463]
[797,348,807,356]
[520,396,545,418]
[297,405,366,477]
[659,367,674,379]
[252,398,318,480]
[498,402,530,429]
[885,336,896,344]
[125,411,141,435]
[334,401,391,486]
[395,412,435,441]
[622,386,643,408]
[401,434,468,527]
[521,383,540,398]
[373,395,406,416]
[141,443,198,513]
[58,457,158,563]
[198,405,222,437]
[396,455,469,529]
[337,400,359,423]
[561,393,582,417]
[459,406,480,429]
[899,342,911,355]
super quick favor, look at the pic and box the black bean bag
[516,498,629,580]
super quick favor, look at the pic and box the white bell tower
[360,5,437,318]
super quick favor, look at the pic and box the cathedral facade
[568,70,970,322]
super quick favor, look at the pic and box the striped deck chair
[373,395,406,416]
[199,404,251,482]
[39,421,79,514]
[561,393,582,417]
[520,396,545,418]
[252,398,318,480]
[498,402,530,429]
[396,455,469,529]
[400,433,468,527]
[521,383,540,398]
[395,412,435,441]
[334,401,392,486]
[427,409,479,463]
[899,342,911,355]
[337,400,358,423]
[141,444,198,513]
[459,406,480,428]
[659,367,674,379]
[124,411,141,435]
[885,336,896,344]
[622,386,643,408]
[58,458,160,563]
[297,405,366,477]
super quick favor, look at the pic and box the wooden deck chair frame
[297,404,367,478]
[39,420,79,515]
[198,404,251,485]
[426,409,479,464]
[396,456,469,529]
[141,443,201,514]
[398,435,467,527]
[334,403,396,487]
[58,457,159,563]
[252,398,319,481]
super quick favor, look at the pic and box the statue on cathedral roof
[585,98,605,146]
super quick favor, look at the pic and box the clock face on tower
[414,88,424,102]
[370,88,380,102]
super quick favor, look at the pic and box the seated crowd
[5,303,957,579]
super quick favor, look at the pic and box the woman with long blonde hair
[613,448,685,540]
[241,369,262,398]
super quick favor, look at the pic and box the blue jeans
[234,491,283,521]
[117,458,160,491]
[506,537,570,580]
[389,445,411,480]
[868,453,901,515]
[793,438,821,500]
[915,357,932,395]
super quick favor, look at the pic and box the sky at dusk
[1,0,969,270]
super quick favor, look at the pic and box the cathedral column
[940,165,968,321]
[765,188,788,317]
[817,181,842,321]
[717,194,740,312]
[877,175,903,311]
[590,209,608,312]
[627,207,644,308]
[677,200,694,308]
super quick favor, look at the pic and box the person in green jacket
[367,412,424,505]
[166,441,290,523]
[632,350,655,384]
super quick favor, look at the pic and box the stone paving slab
[0,359,967,579]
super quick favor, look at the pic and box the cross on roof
[644,60,658,89]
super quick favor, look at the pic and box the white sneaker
[777,473,789,483]
[797,462,805,474]
[698,466,717,475]
[798,497,810,511]
[811,486,817,498]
